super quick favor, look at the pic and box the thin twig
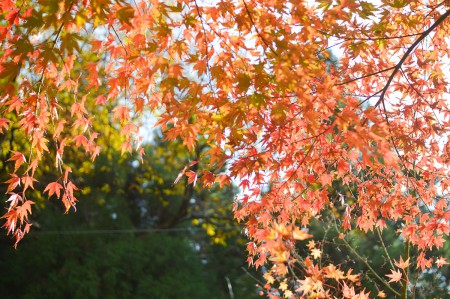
[376,227,395,270]
[241,266,265,285]
[338,66,395,86]
[111,25,129,56]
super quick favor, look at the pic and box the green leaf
[359,1,376,19]
[117,5,135,26]
[236,73,251,93]
[317,0,333,10]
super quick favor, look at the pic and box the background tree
[0,103,260,299]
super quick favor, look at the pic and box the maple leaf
[62,181,78,213]
[279,280,288,291]
[386,269,402,283]
[7,151,26,172]
[95,95,107,105]
[120,141,132,155]
[435,257,449,268]
[6,193,22,211]
[53,120,66,138]
[345,269,360,282]
[394,256,410,269]
[5,174,20,193]
[26,159,39,177]
[283,290,292,298]
[134,97,145,113]
[112,106,130,123]
[1,209,18,235]
[185,170,198,186]
[31,130,49,156]
[64,166,72,182]
[342,282,355,298]
[263,273,275,284]
[116,5,135,26]
[23,222,32,234]
[417,252,433,271]
[325,264,345,280]
[2,1,450,296]
[16,200,34,221]
[121,123,138,138]
[73,135,88,148]
[0,118,10,133]
[292,228,312,240]
[44,182,63,199]
[21,175,37,191]
[310,248,322,259]
[202,171,215,188]
[306,240,316,250]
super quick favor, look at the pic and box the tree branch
[375,9,450,108]
[376,227,395,270]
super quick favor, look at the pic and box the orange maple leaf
[5,174,20,193]
[16,200,34,221]
[386,269,402,283]
[185,170,198,186]
[436,257,449,268]
[21,175,37,191]
[44,182,63,199]
[394,256,410,269]
[0,118,10,133]
[7,151,26,172]
[292,228,312,240]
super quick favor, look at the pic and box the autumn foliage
[1,0,450,297]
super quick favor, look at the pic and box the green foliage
[0,232,215,299]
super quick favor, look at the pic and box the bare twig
[376,227,395,270]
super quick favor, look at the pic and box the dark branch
[375,9,450,108]
[318,29,424,41]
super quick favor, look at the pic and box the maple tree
[1,0,450,298]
